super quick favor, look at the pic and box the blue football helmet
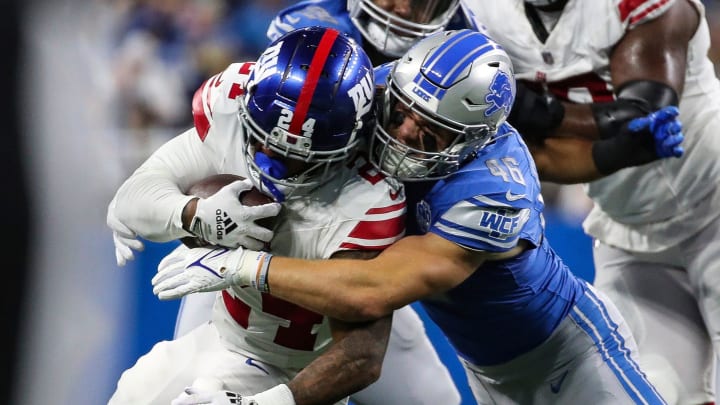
[348,0,460,58]
[370,29,516,181]
[238,26,375,200]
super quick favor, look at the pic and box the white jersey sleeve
[110,62,256,242]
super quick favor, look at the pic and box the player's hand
[172,387,255,405]
[628,105,684,158]
[189,179,281,250]
[107,199,144,266]
[151,244,269,300]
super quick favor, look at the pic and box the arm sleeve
[110,128,219,241]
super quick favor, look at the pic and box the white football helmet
[371,29,516,181]
[347,0,460,58]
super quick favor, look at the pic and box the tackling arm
[281,249,392,404]
[267,233,517,322]
[522,0,696,183]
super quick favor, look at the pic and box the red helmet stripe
[288,28,340,135]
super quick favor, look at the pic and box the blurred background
[6,0,720,404]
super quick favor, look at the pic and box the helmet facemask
[234,27,375,202]
[238,92,361,201]
[371,77,491,181]
[370,29,516,182]
[349,0,460,57]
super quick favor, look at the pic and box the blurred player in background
[108,26,406,405]
[153,29,682,404]
[460,1,720,403]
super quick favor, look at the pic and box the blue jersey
[267,0,469,64]
[267,0,362,45]
[412,125,587,366]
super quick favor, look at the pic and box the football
[180,174,277,248]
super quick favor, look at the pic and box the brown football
[180,174,277,248]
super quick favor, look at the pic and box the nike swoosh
[505,190,527,201]
[285,15,300,24]
[245,358,269,375]
[550,370,569,394]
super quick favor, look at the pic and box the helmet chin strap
[254,152,288,202]
[525,0,568,9]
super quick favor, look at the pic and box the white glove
[107,199,144,266]
[172,385,295,405]
[189,179,281,250]
[151,244,271,300]
[171,387,250,405]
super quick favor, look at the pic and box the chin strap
[254,152,288,203]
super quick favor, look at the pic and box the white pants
[109,322,348,405]
[174,294,461,405]
[593,215,720,405]
[463,284,666,405]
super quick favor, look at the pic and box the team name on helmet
[347,70,374,122]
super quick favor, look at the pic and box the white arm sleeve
[110,128,219,242]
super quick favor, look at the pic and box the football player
[153,30,680,404]
[461,1,720,403]
[266,2,468,403]
[109,27,406,405]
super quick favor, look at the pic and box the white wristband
[236,250,273,293]
[251,384,295,405]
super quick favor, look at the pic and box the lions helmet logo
[484,70,513,117]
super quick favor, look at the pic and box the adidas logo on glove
[215,209,238,240]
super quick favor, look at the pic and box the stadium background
[9,1,720,404]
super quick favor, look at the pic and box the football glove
[107,199,144,267]
[628,105,684,158]
[592,105,684,174]
[152,244,270,300]
[189,179,281,250]
[172,387,249,405]
[172,384,295,405]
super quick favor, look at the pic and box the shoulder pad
[618,0,672,27]
[192,62,254,140]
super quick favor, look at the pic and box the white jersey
[214,161,405,369]
[461,0,720,252]
[115,60,406,370]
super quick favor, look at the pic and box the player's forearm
[113,130,216,241]
[288,317,390,405]
[267,256,396,321]
[113,169,197,241]
[267,235,464,321]
[529,137,604,184]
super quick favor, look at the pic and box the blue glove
[628,106,684,158]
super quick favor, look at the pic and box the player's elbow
[353,294,397,321]
[347,344,385,388]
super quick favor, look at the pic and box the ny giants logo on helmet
[485,70,513,117]
[254,41,282,84]
[347,70,374,121]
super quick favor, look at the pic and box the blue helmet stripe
[415,30,505,101]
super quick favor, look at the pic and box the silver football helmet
[347,0,460,58]
[371,29,516,181]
